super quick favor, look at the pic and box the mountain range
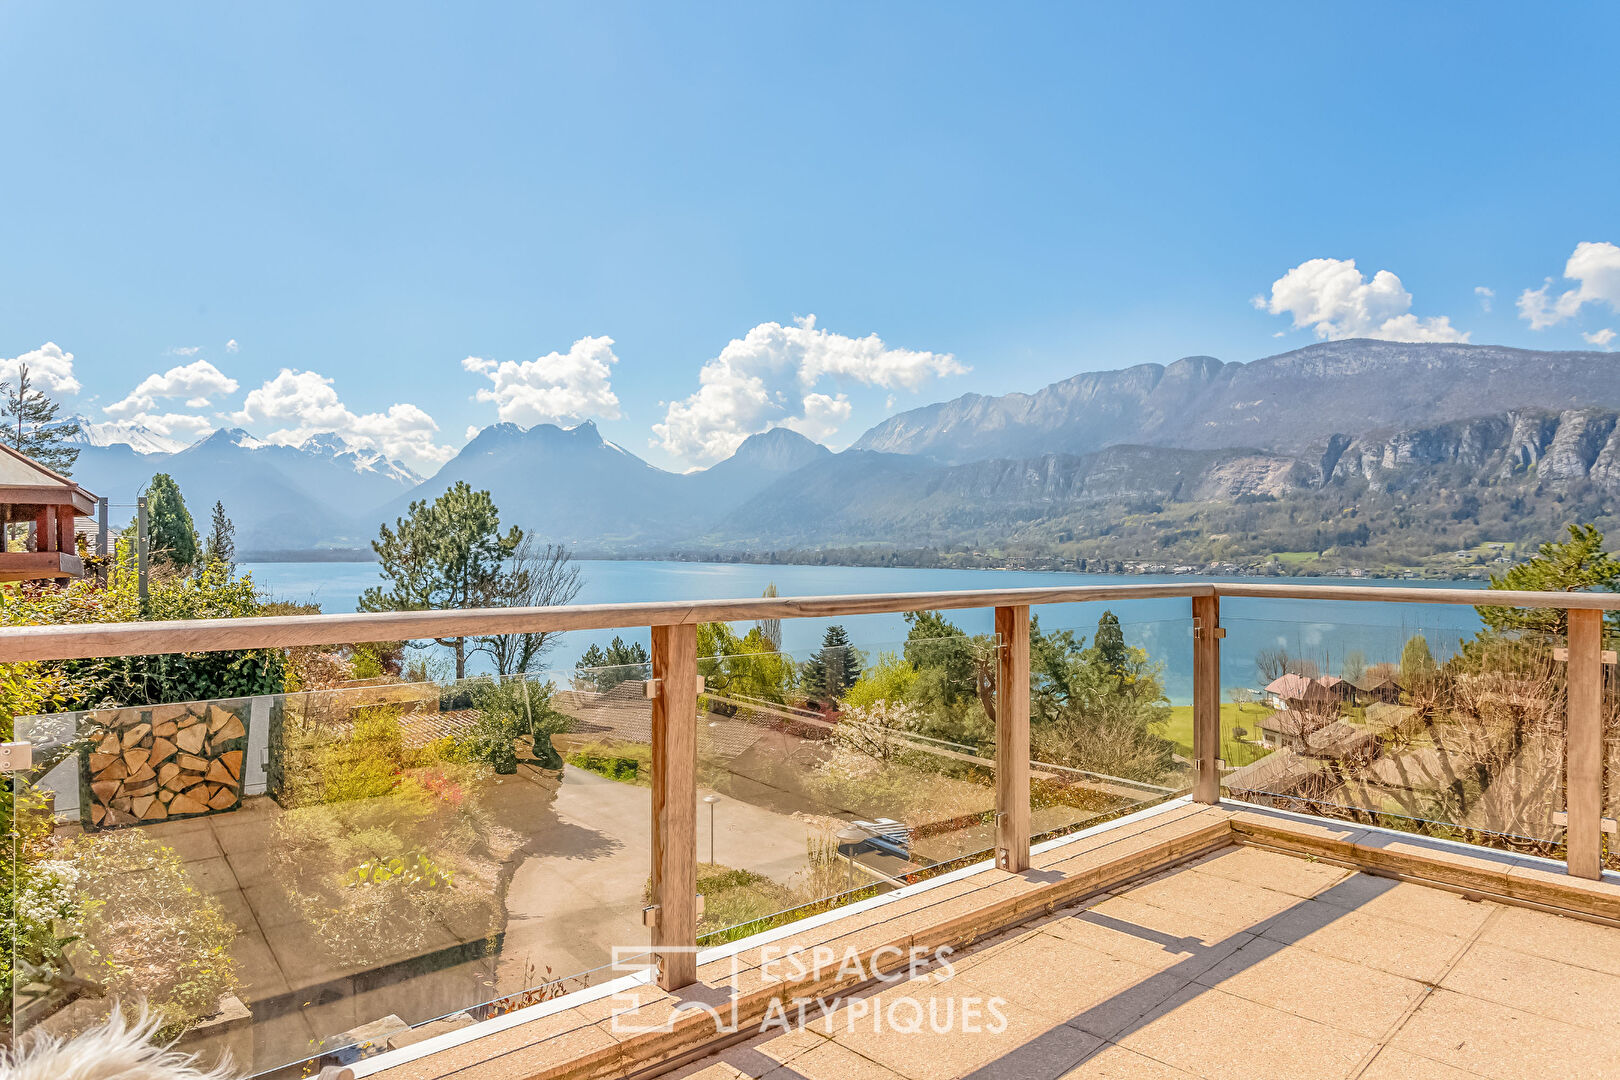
[62,340,1620,568]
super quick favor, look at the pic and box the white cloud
[225,339,239,353]
[1475,286,1494,312]
[232,368,453,469]
[1518,241,1620,330]
[653,316,966,463]
[0,342,81,395]
[168,345,201,357]
[105,359,239,419]
[1585,328,1616,348]
[1255,258,1469,343]
[463,336,622,427]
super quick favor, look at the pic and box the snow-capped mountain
[60,415,189,455]
[69,427,423,554]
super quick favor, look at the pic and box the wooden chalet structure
[0,444,99,582]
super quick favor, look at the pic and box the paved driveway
[493,765,819,994]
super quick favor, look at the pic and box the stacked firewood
[84,702,249,827]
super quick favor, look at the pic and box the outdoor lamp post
[703,794,721,863]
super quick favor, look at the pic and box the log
[152,720,178,739]
[124,778,158,798]
[203,759,232,785]
[96,733,120,755]
[207,787,236,810]
[89,752,120,773]
[150,738,177,763]
[158,762,180,787]
[149,703,190,723]
[123,747,151,773]
[220,750,244,780]
[121,723,151,749]
[96,758,128,781]
[126,763,156,785]
[142,800,168,821]
[178,772,207,789]
[207,705,233,733]
[168,792,208,816]
[90,779,121,802]
[132,795,155,819]
[177,753,209,773]
[213,714,246,742]
[90,804,106,825]
[110,795,133,811]
[176,725,206,755]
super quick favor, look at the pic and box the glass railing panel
[1219,613,1569,859]
[1024,611,1194,843]
[7,666,649,1076]
[1603,639,1620,873]
[686,621,1001,944]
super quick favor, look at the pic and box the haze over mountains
[66,340,1620,564]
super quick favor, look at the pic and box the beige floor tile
[1259,901,1467,982]
[1187,845,1351,898]
[1056,1044,1197,1079]
[948,934,1188,1040]
[822,975,1099,1080]
[1357,1047,1489,1080]
[1310,873,1497,936]
[1117,984,1377,1080]
[760,1041,908,1080]
[1116,867,1304,937]
[1390,989,1614,1080]
[1480,904,1620,976]
[1441,940,1620,1032]
[1192,935,1429,1038]
[716,1025,833,1077]
[1040,894,1254,978]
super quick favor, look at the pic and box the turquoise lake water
[240,560,1490,705]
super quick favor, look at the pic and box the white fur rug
[1,1007,238,1080]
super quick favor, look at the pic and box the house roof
[1265,673,1332,701]
[0,443,97,512]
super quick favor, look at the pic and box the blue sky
[3,3,1617,474]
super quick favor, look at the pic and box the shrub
[57,831,241,1039]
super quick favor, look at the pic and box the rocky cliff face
[1328,409,1620,493]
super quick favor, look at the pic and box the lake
[240,559,1490,705]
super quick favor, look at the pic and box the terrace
[4,581,1618,1080]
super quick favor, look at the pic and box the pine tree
[1477,523,1620,640]
[576,635,651,689]
[204,500,236,571]
[140,473,200,570]
[804,624,860,703]
[1,363,80,473]
[1094,611,1128,677]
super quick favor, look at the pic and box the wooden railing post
[1192,594,1222,804]
[994,605,1031,873]
[649,623,698,989]
[1566,607,1604,880]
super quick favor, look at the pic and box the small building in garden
[1265,673,1335,710]
[0,443,101,582]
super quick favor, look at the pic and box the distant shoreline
[240,549,1493,582]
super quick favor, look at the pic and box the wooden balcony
[3,580,1617,1079]
[0,549,84,583]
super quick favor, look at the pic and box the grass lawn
[1158,703,1275,768]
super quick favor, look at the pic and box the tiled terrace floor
[665,846,1620,1080]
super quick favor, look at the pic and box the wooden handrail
[0,580,1616,662]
